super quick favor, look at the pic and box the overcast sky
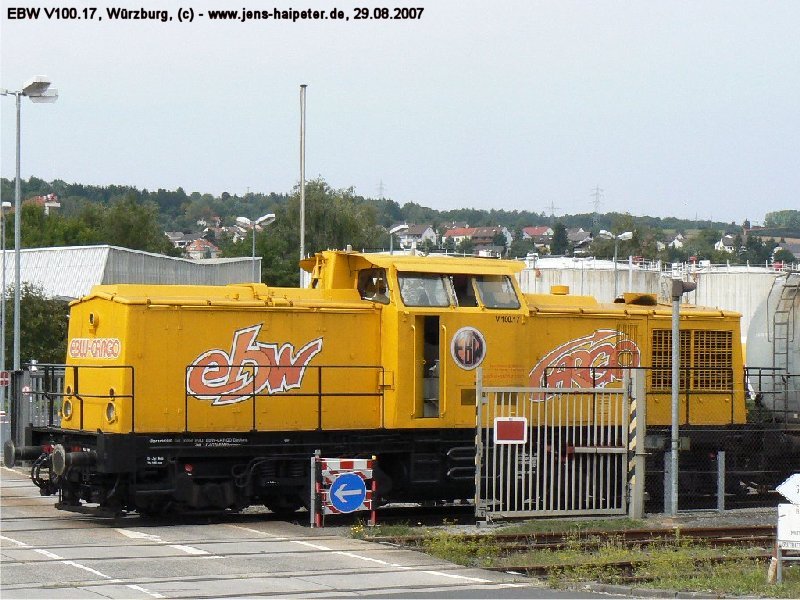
[2,1,798,224]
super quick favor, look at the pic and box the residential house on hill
[442,226,511,255]
[442,221,469,230]
[166,231,204,250]
[522,226,554,253]
[441,227,475,246]
[396,224,437,249]
[522,226,554,239]
[25,193,61,215]
[567,228,593,255]
[669,233,685,249]
[186,238,221,259]
[715,234,736,254]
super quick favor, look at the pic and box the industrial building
[0,245,258,299]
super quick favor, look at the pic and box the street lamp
[0,202,10,411]
[1,77,58,371]
[668,277,697,516]
[236,213,275,282]
[599,230,633,298]
[389,224,408,255]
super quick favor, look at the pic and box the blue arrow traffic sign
[328,472,367,514]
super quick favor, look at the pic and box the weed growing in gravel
[352,520,422,539]
[423,532,500,568]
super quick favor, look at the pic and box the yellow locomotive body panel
[60,250,745,436]
[63,282,383,434]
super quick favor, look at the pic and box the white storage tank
[746,273,800,422]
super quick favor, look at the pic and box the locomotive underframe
[19,422,800,516]
[22,425,477,516]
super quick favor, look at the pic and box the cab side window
[358,269,390,304]
[398,273,450,307]
[475,275,520,309]
[451,275,478,307]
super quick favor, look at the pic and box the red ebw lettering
[186,325,323,406]
[529,329,640,391]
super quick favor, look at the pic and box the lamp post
[0,201,10,410]
[389,224,408,255]
[669,277,697,516]
[1,77,58,371]
[299,84,307,285]
[236,213,275,282]
[599,230,633,298]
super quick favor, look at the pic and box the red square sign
[494,417,528,444]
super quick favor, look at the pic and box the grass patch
[422,531,500,568]
[351,520,427,539]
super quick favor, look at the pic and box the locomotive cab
[309,251,528,429]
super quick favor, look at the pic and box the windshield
[397,272,520,309]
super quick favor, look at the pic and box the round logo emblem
[450,327,486,370]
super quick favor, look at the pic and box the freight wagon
[5,250,798,515]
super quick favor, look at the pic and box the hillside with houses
[2,177,798,284]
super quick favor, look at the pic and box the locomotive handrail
[745,366,799,425]
[183,363,385,433]
[541,365,739,424]
[21,363,135,433]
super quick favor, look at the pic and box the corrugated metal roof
[1,245,257,299]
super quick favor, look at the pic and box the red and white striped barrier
[311,455,377,528]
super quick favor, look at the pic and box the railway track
[485,553,774,580]
[370,524,777,553]
[370,524,778,585]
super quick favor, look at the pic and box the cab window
[358,268,390,304]
[475,275,520,309]
[451,274,478,307]
[398,273,450,307]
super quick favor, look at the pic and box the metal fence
[475,368,634,520]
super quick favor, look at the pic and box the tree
[508,231,535,258]
[224,179,386,286]
[102,194,174,253]
[3,283,69,364]
[492,232,508,249]
[455,238,475,255]
[765,210,800,229]
[551,222,569,255]
[773,248,797,264]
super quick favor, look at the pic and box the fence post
[663,451,673,515]
[628,369,646,519]
[310,449,321,528]
[474,367,484,522]
[11,369,31,447]
[717,450,726,513]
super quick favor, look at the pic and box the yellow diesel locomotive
[5,250,795,514]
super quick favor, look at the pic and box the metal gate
[475,369,631,520]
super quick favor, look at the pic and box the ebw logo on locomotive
[529,329,640,389]
[186,324,323,406]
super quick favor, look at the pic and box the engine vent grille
[651,329,733,391]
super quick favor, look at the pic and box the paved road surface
[1,467,617,598]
